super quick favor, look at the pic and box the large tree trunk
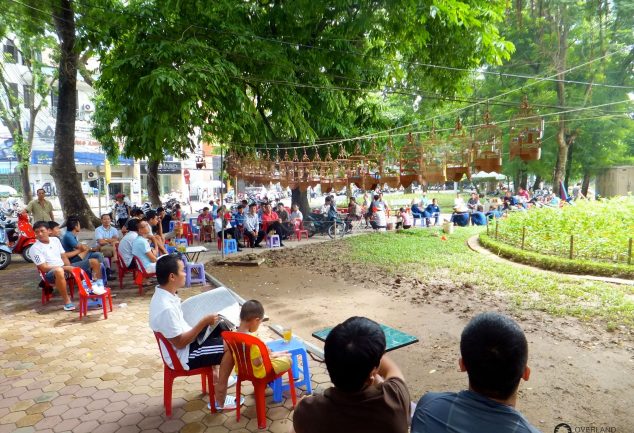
[51,0,99,228]
[19,163,31,203]
[146,159,161,206]
[581,170,591,198]
[532,175,542,191]
[563,140,574,190]
[552,5,569,196]
[291,187,310,217]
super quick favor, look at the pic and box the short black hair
[125,218,139,232]
[146,210,157,220]
[460,312,528,400]
[48,221,60,229]
[202,207,209,211]
[100,213,111,219]
[33,221,49,231]
[237,204,244,210]
[240,300,264,321]
[156,207,165,213]
[324,317,385,392]
[249,202,257,208]
[66,218,80,231]
[156,254,182,285]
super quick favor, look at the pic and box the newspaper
[181,287,241,345]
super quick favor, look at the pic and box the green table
[312,324,419,352]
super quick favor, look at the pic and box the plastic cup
[282,327,292,343]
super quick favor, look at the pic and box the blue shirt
[132,236,153,269]
[471,212,487,226]
[425,204,440,214]
[411,390,541,433]
[234,212,246,227]
[451,212,470,227]
[61,230,79,253]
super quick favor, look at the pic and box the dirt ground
[207,242,633,433]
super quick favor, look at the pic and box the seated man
[260,203,287,246]
[424,199,441,227]
[449,207,470,227]
[149,255,239,410]
[118,219,140,269]
[244,203,265,248]
[503,191,519,210]
[467,192,481,212]
[292,316,411,433]
[214,208,243,251]
[132,221,158,273]
[31,221,103,311]
[411,202,424,220]
[156,207,175,240]
[61,217,105,266]
[94,213,119,279]
[470,205,487,226]
[145,210,168,255]
[233,204,247,235]
[411,312,538,433]
[197,207,214,242]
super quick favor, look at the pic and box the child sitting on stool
[238,300,291,378]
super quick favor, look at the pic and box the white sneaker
[227,375,237,388]
[92,281,106,295]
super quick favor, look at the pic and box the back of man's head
[324,316,386,393]
[126,218,139,232]
[460,312,528,400]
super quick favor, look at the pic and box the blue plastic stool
[266,235,281,248]
[224,239,238,254]
[266,337,312,402]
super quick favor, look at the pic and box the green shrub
[479,233,634,279]
[493,197,634,263]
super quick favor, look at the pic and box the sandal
[208,395,245,411]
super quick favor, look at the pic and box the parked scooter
[0,211,36,267]
[0,226,11,270]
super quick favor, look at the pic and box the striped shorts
[187,334,225,369]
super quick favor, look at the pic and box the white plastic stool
[266,234,281,248]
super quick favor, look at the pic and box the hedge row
[478,233,634,279]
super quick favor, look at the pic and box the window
[23,85,32,108]
[51,90,58,108]
[3,41,17,63]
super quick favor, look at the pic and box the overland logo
[554,424,573,433]
[554,423,617,433]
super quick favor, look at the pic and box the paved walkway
[0,256,332,433]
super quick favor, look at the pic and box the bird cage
[399,132,424,188]
[333,144,350,190]
[268,150,281,184]
[348,141,370,189]
[240,152,256,184]
[421,126,447,185]
[319,148,337,192]
[509,96,543,161]
[363,141,382,191]
[380,137,401,188]
[225,151,241,178]
[293,149,316,191]
[473,110,503,173]
[444,118,473,182]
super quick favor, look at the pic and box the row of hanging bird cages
[509,96,544,161]
[227,97,544,189]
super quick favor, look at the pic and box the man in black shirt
[156,207,174,240]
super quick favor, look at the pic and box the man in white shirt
[94,214,119,269]
[118,219,139,268]
[31,221,80,311]
[244,203,264,248]
[149,255,240,410]
[132,221,158,273]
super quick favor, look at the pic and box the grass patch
[342,227,634,329]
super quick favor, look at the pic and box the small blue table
[266,337,312,402]
[312,323,419,352]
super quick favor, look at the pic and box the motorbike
[303,212,346,239]
[0,211,36,267]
